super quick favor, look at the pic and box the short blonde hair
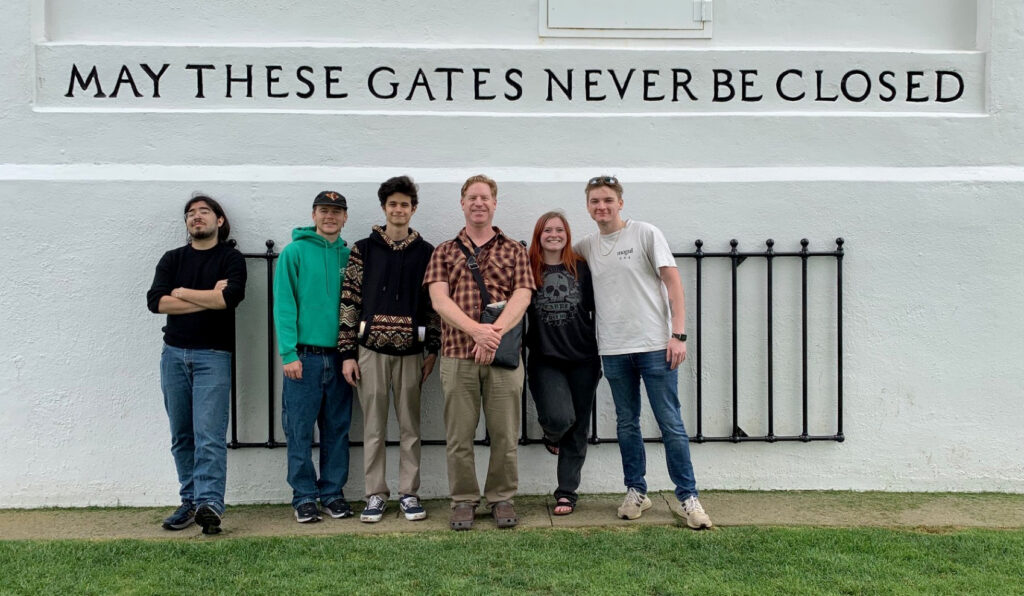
[461,174,498,200]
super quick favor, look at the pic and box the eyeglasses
[185,207,213,218]
[587,176,618,186]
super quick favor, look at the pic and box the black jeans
[527,355,602,502]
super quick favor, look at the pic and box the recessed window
[539,0,712,39]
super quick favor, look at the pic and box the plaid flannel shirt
[423,227,534,359]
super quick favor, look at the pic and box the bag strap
[455,238,492,306]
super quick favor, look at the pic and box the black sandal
[542,438,559,456]
[553,497,575,516]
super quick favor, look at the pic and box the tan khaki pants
[439,356,523,506]
[357,348,423,500]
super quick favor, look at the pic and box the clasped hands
[471,322,503,365]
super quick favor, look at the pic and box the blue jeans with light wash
[160,344,232,515]
[601,349,698,502]
[282,351,352,509]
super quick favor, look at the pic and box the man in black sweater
[147,195,247,534]
[339,175,440,523]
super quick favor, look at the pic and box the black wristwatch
[671,332,687,342]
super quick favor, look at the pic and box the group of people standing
[147,174,712,535]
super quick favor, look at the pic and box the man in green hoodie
[273,190,353,523]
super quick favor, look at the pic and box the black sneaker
[295,502,322,523]
[323,498,354,519]
[360,495,387,523]
[161,502,195,530]
[399,495,427,521]
[195,504,223,535]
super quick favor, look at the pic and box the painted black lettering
[585,69,606,101]
[936,70,964,103]
[545,68,572,101]
[325,66,348,99]
[139,63,170,98]
[504,68,523,101]
[368,66,399,99]
[671,69,697,102]
[878,71,897,102]
[226,64,254,98]
[185,64,214,99]
[405,68,436,101]
[110,65,142,98]
[713,69,734,102]
[840,70,870,102]
[295,66,315,99]
[776,69,804,101]
[473,68,495,101]
[65,64,106,98]
[815,70,838,102]
[906,71,928,102]
[266,65,289,98]
[435,67,464,101]
[643,70,664,101]
[609,69,635,100]
[740,69,762,102]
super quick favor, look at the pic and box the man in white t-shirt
[575,175,712,530]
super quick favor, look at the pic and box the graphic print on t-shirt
[536,267,581,327]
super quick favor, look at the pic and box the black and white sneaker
[161,502,195,530]
[294,502,322,523]
[360,495,387,523]
[323,498,354,519]
[399,495,427,521]
[195,504,223,535]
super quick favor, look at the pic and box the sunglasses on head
[587,176,619,186]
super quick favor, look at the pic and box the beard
[190,226,217,241]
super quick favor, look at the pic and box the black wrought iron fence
[228,237,845,449]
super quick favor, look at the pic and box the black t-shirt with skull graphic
[525,261,599,362]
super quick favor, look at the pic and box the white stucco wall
[1,1,1022,507]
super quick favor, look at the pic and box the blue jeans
[602,350,698,502]
[160,344,231,515]
[282,352,352,508]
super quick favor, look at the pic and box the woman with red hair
[525,211,602,515]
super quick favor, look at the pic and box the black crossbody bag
[455,239,524,369]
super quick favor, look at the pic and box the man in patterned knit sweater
[339,175,440,523]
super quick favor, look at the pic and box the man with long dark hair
[147,194,247,534]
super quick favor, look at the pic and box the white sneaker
[681,495,712,529]
[617,487,653,520]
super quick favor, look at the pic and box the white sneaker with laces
[681,495,713,529]
[617,487,653,520]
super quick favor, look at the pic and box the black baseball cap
[313,190,347,210]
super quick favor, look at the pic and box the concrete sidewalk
[2,491,1023,541]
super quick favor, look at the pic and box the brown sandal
[553,497,575,516]
[492,501,518,528]
[449,503,476,531]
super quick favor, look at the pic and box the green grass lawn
[2,526,1022,595]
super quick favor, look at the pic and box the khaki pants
[357,348,423,500]
[440,356,523,507]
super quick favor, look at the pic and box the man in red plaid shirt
[424,174,534,531]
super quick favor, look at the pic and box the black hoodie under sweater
[338,226,440,361]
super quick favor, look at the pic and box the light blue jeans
[160,344,232,515]
[602,349,698,502]
[282,351,352,508]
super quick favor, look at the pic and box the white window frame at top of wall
[539,0,713,39]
